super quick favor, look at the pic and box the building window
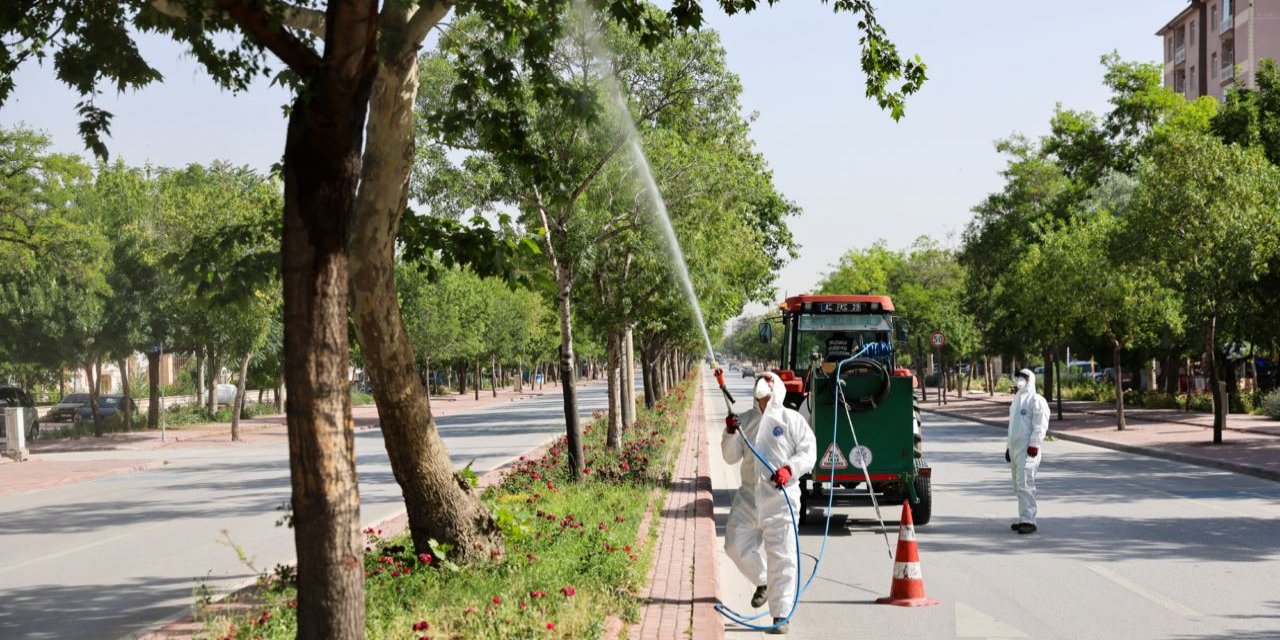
[1211,4,1218,30]
[1212,52,1219,77]
[1190,66,1197,94]
[1191,21,1197,46]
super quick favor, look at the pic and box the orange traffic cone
[875,501,939,607]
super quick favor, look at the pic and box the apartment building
[1158,0,1280,100]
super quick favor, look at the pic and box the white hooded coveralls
[1008,369,1049,525]
[721,373,818,617]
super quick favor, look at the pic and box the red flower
[624,545,632,552]
[412,621,430,631]
[561,586,576,597]
[547,622,556,630]
[490,550,503,559]
[598,522,608,531]
[492,595,502,605]
[519,601,528,610]
[620,463,630,471]
[527,553,538,561]
[530,590,548,599]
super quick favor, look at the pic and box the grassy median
[200,379,693,639]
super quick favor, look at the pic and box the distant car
[728,363,741,372]
[45,393,91,423]
[742,366,756,378]
[214,383,238,406]
[1101,367,1137,390]
[0,386,39,442]
[72,395,139,426]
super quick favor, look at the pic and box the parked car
[1101,367,1137,390]
[741,366,756,378]
[72,395,139,426]
[0,386,39,442]
[214,383,238,406]
[45,393,91,423]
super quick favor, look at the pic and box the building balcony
[1175,46,1187,64]
[1221,13,1234,34]
[1221,64,1234,82]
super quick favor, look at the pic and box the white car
[214,383,238,406]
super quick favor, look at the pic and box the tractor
[760,294,932,525]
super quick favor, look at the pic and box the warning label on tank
[849,445,873,469]
[819,443,849,469]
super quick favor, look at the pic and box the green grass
[352,390,376,406]
[199,380,695,639]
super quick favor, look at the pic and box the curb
[949,393,1280,438]
[922,407,1280,484]
[690,376,724,640]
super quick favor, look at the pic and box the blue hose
[715,347,880,630]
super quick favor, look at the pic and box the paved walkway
[921,391,1280,481]
[630,373,723,640]
[0,383,583,494]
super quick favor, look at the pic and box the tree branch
[216,0,322,74]
[405,1,454,49]
[151,0,326,37]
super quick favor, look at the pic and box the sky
[1,0,1187,322]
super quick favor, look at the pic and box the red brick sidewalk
[924,393,1280,482]
[630,374,723,640]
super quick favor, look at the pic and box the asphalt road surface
[0,384,610,640]
[709,371,1280,640]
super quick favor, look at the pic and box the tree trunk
[552,267,585,480]
[641,346,655,408]
[1206,319,1224,443]
[272,8,385,631]
[606,331,622,451]
[86,360,103,437]
[346,34,504,566]
[490,355,498,398]
[119,357,133,431]
[1054,350,1064,421]
[622,328,636,428]
[195,350,205,408]
[231,352,251,441]
[1113,340,1126,431]
[474,359,480,401]
[147,351,161,430]
[206,351,221,415]
[258,388,265,404]
[275,380,285,413]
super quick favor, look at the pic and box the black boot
[1016,523,1038,535]
[767,617,790,635]
[750,585,767,608]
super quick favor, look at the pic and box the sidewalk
[627,373,724,640]
[0,383,578,495]
[921,391,1280,482]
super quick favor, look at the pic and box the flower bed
[200,379,693,639]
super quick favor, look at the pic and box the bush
[991,375,1015,393]
[1061,380,1114,403]
[200,378,698,639]
[1138,393,1182,410]
[351,390,375,406]
[165,403,214,426]
[1262,391,1280,419]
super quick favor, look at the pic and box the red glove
[771,465,792,488]
[725,415,740,434]
[1027,446,1040,457]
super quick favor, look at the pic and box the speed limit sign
[930,332,946,348]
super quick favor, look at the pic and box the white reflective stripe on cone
[893,562,923,580]
[899,526,916,541]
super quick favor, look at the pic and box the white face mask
[1016,378,1028,391]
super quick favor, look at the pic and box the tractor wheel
[798,478,812,525]
[910,476,932,526]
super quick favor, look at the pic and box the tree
[1124,131,1280,443]
[3,0,922,631]
[0,126,106,408]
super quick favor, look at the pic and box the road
[0,384,611,640]
[708,373,1280,639]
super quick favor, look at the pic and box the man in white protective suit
[722,371,817,634]
[1006,368,1049,535]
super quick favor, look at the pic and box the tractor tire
[910,476,932,526]
[798,478,812,525]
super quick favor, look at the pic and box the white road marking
[1087,565,1202,617]
[954,602,1027,638]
